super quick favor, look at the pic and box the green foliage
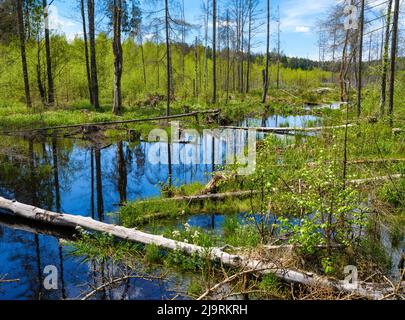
[187,280,203,297]
[321,257,335,275]
[277,159,368,254]
[67,228,142,264]
[168,223,214,248]
[144,244,164,264]
[164,250,209,273]
[223,215,261,248]
[259,274,281,293]
[379,177,405,208]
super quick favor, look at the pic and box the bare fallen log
[133,190,259,205]
[307,158,405,167]
[349,174,402,186]
[0,196,400,300]
[0,110,220,136]
[220,124,356,133]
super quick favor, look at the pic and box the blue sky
[46,0,389,60]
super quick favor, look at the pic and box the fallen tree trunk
[133,190,259,205]
[220,124,356,133]
[307,159,405,167]
[1,110,220,136]
[0,196,400,300]
[349,174,402,186]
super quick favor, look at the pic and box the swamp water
[0,125,287,300]
[0,115,403,299]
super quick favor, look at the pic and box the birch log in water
[0,196,401,300]
[220,124,356,133]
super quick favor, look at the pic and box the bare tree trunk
[356,0,365,118]
[36,35,46,105]
[340,30,349,102]
[246,0,252,93]
[380,0,393,117]
[42,0,55,107]
[164,0,171,116]
[226,9,230,104]
[181,0,186,85]
[17,0,32,109]
[203,0,209,99]
[139,35,147,89]
[240,0,245,93]
[262,0,270,103]
[388,0,400,124]
[88,0,100,110]
[112,0,123,115]
[81,0,93,105]
[194,36,199,98]
[155,29,160,90]
[276,5,281,90]
[212,0,217,103]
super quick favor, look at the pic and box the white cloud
[48,5,76,29]
[295,26,310,33]
[280,0,335,33]
[47,4,82,42]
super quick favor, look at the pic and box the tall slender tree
[112,0,123,115]
[388,0,400,123]
[17,0,32,109]
[42,0,55,107]
[212,0,217,103]
[380,0,393,117]
[80,0,93,105]
[164,0,171,116]
[246,0,253,93]
[276,5,281,90]
[129,0,144,88]
[226,9,231,103]
[194,36,199,98]
[356,0,365,118]
[88,0,100,110]
[262,0,270,103]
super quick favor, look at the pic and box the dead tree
[17,0,32,109]
[42,0,55,107]
[212,0,217,103]
[275,4,281,90]
[262,0,270,103]
[88,0,100,109]
[194,36,199,98]
[112,0,123,115]
[356,0,365,118]
[387,0,400,123]
[379,0,393,117]
[164,0,171,116]
[80,0,93,105]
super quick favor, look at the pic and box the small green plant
[187,280,203,297]
[259,274,281,293]
[321,257,335,275]
[144,244,163,264]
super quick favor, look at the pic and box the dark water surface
[1,135,223,299]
